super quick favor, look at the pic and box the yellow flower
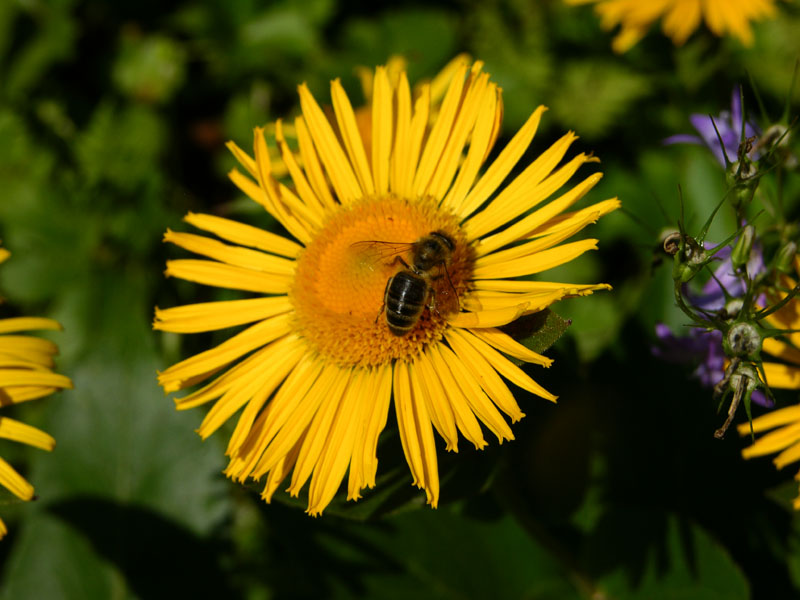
[156,59,619,515]
[566,0,780,53]
[0,247,72,539]
[738,257,800,508]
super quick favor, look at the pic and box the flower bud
[725,161,758,209]
[731,225,755,272]
[671,235,708,282]
[723,322,762,359]
[775,241,797,274]
[729,364,760,397]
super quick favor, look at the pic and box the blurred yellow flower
[157,59,618,515]
[738,257,800,508]
[566,0,779,53]
[0,247,72,539]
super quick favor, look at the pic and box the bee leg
[376,278,390,324]
[428,286,441,318]
[443,263,457,297]
[389,256,411,269]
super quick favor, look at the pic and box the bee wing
[433,271,461,316]
[350,240,415,267]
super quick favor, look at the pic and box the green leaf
[0,272,231,599]
[584,511,750,600]
[326,508,583,600]
[501,309,572,355]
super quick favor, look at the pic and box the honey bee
[352,231,459,336]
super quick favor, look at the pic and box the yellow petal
[742,422,800,459]
[762,362,800,390]
[0,318,62,335]
[295,115,337,210]
[287,366,351,497]
[413,63,469,198]
[443,81,499,214]
[157,314,292,392]
[446,330,525,422]
[229,353,325,480]
[225,336,307,453]
[413,351,459,451]
[453,329,557,402]
[164,259,291,294]
[0,456,34,500]
[298,83,362,204]
[198,335,303,441]
[472,239,598,280]
[763,337,800,367]
[471,170,603,254]
[331,78,375,196]
[737,405,800,436]
[371,66,393,196]
[164,230,295,276]
[394,361,439,506]
[390,72,413,199]
[358,364,393,489]
[308,369,368,514]
[0,370,72,390]
[428,343,487,449]
[427,71,491,201]
[183,212,302,258]
[274,119,327,218]
[439,339,515,442]
[154,296,293,333]
[469,327,553,367]
[0,416,55,450]
[450,304,530,329]
[456,105,547,219]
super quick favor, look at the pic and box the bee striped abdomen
[385,271,427,336]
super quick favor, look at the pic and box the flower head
[664,87,760,167]
[157,60,619,514]
[0,247,72,539]
[566,0,780,53]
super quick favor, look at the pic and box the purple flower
[685,243,765,312]
[654,235,770,406]
[664,87,760,167]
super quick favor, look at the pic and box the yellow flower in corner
[156,59,619,515]
[738,257,800,508]
[566,0,780,53]
[0,247,72,539]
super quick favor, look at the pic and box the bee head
[414,231,455,271]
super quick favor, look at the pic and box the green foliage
[550,61,652,140]
[113,34,188,104]
[502,309,572,356]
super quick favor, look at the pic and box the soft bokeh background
[1,0,800,598]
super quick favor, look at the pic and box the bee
[352,231,459,336]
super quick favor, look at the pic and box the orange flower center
[290,195,472,366]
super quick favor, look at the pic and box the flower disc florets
[290,195,472,367]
